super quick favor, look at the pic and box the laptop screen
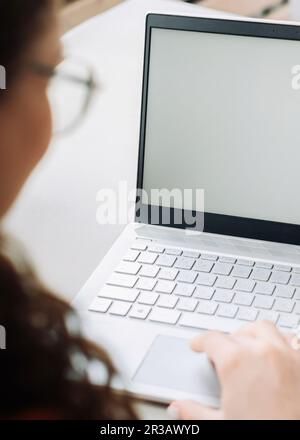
[141,23,300,231]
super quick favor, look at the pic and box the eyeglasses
[31,57,99,135]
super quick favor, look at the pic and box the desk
[200,0,289,19]
[4,0,224,419]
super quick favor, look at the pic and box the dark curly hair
[0,0,136,420]
[0,237,136,419]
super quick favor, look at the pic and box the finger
[284,332,296,343]
[191,331,237,360]
[191,331,238,379]
[168,400,223,420]
[282,331,300,350]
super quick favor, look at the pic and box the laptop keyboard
[89,239,300,332]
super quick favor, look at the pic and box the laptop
[74,14,300,406]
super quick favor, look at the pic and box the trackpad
[133,335,220,403]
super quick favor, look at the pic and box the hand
[168,321,300,420]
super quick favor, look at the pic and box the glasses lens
[48,58,94,135]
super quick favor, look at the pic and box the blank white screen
[142,28,300,225]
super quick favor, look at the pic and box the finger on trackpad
[132,335,220,404]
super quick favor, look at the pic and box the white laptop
[74,14,300,406]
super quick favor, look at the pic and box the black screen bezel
[136,14,300,246]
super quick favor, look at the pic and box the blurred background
[61,0,299,32]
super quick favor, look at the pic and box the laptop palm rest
[132,335,221,404]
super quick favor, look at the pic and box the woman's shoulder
[0,233,36,278]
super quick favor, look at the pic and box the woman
[1,0,300,420]
[0,0,136,420]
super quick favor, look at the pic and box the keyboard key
[174,257,195,270]
[197,301,218,315]
[215,276,236,290]
[174,283,195,297]
[196,273,217,286]
[116,261,141,275]
[123,249,140,262]
[138,292,159,306]
[254,295,274,310]
[156,255,176,267]
[109,301,131,316]
[273,264,292,272]
[270,271,290,285]
[237,307,258,322]
[139,265,160,278]
[194,286,215,300]
[274,285,295,299]
[149,309,181,325]
[156,294,178,309]
[294,301,300,314]
[107,273,138,289]
[295,289,300,300]
[136,278,157,291]
[250,268,271,282]
[131,241,148,251]
[158,268,178,281]
[147,244,165,253]
[234,292,254,307]
[155,280,176,294]
[89,298,112,313]
[214,289,235,303]
[201,254,218,261]
[182,250,200,258]
[236,259,254,267]
[177,298,198,312]
[257,310,279,324]
[278,313,299,329]
[129,305,151,320]
[290,274,300,287]
[179,312,243,332]
[255,261,273,269]
[138,252,158,265]
[231,265,252,279]
[219,256,236,264]
[254,282,275,296]
[99,286,139,302]
[177,270,197,284]
[165,248,182,256]
[235,279,256,293]
[158,267,179,281]
[274,299,295,313]
[212,262,233,276]
[217,304,238,319]
[193,260,214,273]
[293,266,300,274]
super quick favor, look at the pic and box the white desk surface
[4,0,225,419]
